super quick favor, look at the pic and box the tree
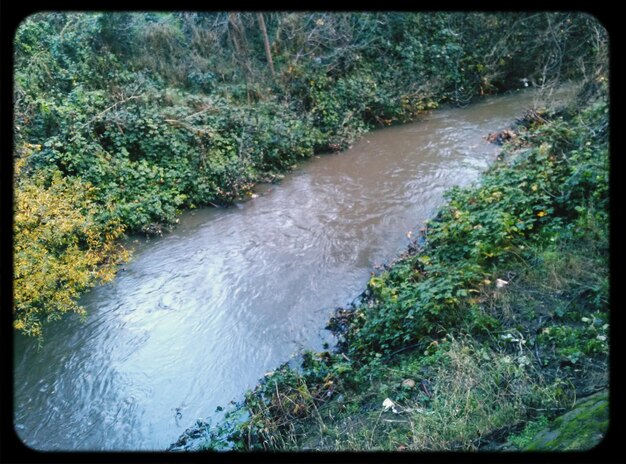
[257,13,275,79]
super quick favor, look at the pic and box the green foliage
[538,313,609,365]
[509,415,549,449]
[13,13,608,349]
[205,89,609,450]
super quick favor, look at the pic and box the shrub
[13,145,129,338]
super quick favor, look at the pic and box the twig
[70,94,143,140]
[534,342,543,366]
[181,105,216,121]
[164,119,216,136]
[369,407,384,448]
[274,380,284,412]
[382,342,422,363]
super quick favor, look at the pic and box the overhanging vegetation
[13,12,606,338]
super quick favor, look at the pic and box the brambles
[14,10,608,411]
[15,12,606,235]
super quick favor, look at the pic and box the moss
[509,416,549,449]
[525,390,608,451]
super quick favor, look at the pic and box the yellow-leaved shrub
[13,145,130,338]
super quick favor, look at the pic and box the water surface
[14,89,550,450]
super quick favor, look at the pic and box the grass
[508,415,549,449]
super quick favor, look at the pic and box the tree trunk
[228,12,252,102]
[257,13,275,79]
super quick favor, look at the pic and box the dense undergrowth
[196,86,609,451]
[13,12,606,338]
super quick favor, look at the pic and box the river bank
[16,85,551,451]
[11,12,609,453]
[13,12,607,340]
[189,86,609,452]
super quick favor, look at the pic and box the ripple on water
[13,88,558,450]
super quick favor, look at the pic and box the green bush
[214,91,609,450]
[13,12,607,342]
[345,96,608,359]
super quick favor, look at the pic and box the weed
[509,415,549,449]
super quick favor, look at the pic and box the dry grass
[235,234,608,452]
[403,337,567,450]
[244,336,570,451]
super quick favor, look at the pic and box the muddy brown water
[14,89,560,450]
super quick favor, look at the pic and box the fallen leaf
[382,398,400,413]
[401,379,416,389]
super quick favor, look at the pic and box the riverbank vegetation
[13,12,606,338]
[197,79,609,451]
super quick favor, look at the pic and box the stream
[14,88,556,451]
